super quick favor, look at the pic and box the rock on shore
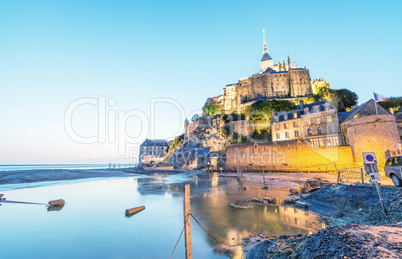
[300,184,402,225]
[246,224,402,259]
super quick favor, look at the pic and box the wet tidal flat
[0,173,325,258]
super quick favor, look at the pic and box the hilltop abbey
[214,30,312,111]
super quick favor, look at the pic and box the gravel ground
[246,224,402,259]
[301,184,402,225]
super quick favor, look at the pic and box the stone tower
[184,119,189,138]
[341,99,401,167]
[260,29,273,72]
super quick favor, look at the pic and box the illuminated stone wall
[222,69,312,111]
[226,139,354,171]
[341,114,401,166]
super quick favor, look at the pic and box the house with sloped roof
[139,139,169,165]
[272,100,341,148]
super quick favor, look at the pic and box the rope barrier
[190,213,243,247]
[168,215,190,259]
[169,212,285,258]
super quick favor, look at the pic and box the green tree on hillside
[305,86,358,112]
[168,134,184,152]
[378,97,402,114]
[191,114,200,122]
[202,99,221,116]
[336,89,358,111]
[247,99,296,121]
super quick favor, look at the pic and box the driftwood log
[48,199,65,207]
[125,206,145,216]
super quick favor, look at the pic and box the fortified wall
[226,139,354,171]
[341,114,400,166]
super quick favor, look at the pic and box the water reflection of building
[279,206,325,234]
[188,176,326,259]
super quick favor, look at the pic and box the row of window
[142,151,167,156]
[275,117,332,130]
[141,146,168,150]
[276,121,299,130]
[308,136,339,148]
[276,126,335,139]
[307,126,334,135]
[276,130,299,139]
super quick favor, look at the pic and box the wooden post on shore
[184,184,192,259]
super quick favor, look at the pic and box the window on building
[317,127,322,134]
[276,133,280,139]
[319,138,325,147]
[316,118,321,124]
[293,121,298,127]
[295,130,299,137]
[310,139,318,148]
[327,137,339,147]
[284,114,288,120]
[307,128,312,136]
[276,124,280,130]
[328,125,333,134]
[284,123,289,129]
[285,132,290,138]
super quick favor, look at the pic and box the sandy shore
[219,172,394,188]
[0,168,136,185]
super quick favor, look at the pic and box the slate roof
[274,100,334,122]
[197,147,211,157]
[337,111,350,123]
[140,139,169,147]
[341,99,371,122]
[341,99,390,122]
[261,53,272,61]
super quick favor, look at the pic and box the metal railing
[337,166,366,183]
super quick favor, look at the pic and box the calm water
[0,173,324,259]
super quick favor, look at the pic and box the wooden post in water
[184,184,192,259]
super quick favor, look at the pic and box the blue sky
[0,0,401,164]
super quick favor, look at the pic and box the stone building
[272,100,341,148]
[139,139,169,165]
[219,30,312,112]
[340,99,401,166]
[311,77,330,94]
[396,108,402,141]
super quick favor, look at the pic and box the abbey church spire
[263,29,268,54]
[260,29,273,72]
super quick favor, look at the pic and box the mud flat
[243,182,402,258]
[0,169,135,185]
[245,224,402,259]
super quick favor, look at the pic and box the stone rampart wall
[226,140,354,171]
